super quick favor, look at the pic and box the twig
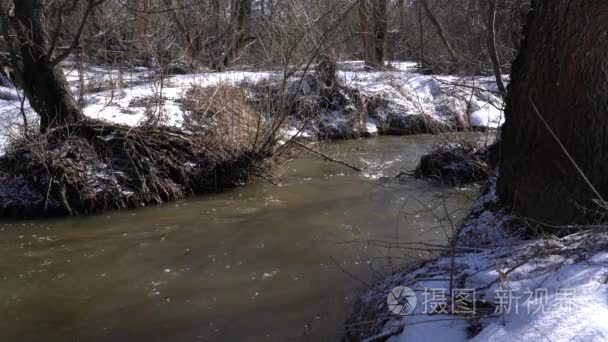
[290,140,362,171]
[258,173,279,186]
[329,256,370,287]
[395,170,415,178]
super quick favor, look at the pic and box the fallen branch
[258,173,280,186]
[395,170,415,178]
[290,140,363,172]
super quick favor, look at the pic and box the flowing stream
[0,134,486,341]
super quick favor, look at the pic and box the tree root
[413,141,496,186]
[0,120,272,218]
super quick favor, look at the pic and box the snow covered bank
[0,62,504,154]
[248,62,505,140]
[338,70,504,134]
[347,178,608,341]
[0,66,279,153]
[0,66,279,218]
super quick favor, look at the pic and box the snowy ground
[0,61,504,154]
[352,178,608,342]
[337,64,504,130]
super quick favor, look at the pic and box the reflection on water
[0,135,484,341]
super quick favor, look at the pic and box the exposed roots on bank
[413,141,496,185]
[0,120,273,218]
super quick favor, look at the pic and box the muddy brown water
[0,134,487,341]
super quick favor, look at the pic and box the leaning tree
[498,0,608,225]
[0,0,272,218]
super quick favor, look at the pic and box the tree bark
[420,0,457,63]
[372,0,388,67]
[359,0,387,70]
[213,0,253,71]
[417,0,425,67]
[498,0,608,224]
[213,0,222,38]
[13,0,84,131]
[358,0,374,68]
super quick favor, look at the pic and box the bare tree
[487,0,507,96]
[420,0,457,64]
[358,0,388,69]
[211,0,254,71]
[0,0,105,131]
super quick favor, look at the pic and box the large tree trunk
[359,0,387,70]
[498,1,608,224]
[358,0,374,67]
[13,0,84,131]
[372,0,388,67]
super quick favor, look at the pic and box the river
[0,134,485,341]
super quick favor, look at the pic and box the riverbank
[0,61,504,151]
[346,177,608,341]
[0,135,477,341]
[0,61,503,218]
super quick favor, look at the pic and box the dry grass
[181,84,270,151]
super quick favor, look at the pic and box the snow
[366,120,379,135]
[390,317,470,342]
[338,71,504,130]
[80,69,279,126]
[1,65,279,131]
[471,100,504,128]
[0,87,34,153]
[394,256,608,342]
[359,177,608,342]
[0,61,504,155]
[337,60,418,72]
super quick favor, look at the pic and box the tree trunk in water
[498,1,608,224]
[13,0,84,131]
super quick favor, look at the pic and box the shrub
[180,84,269,151]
